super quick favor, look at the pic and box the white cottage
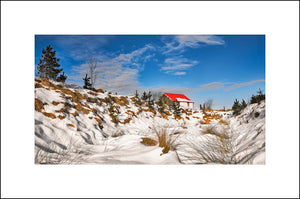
[161,93,194,110]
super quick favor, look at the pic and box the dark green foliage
[250,89,265,104]
[147,91,154,108]
[141,91,148,101]
[157,97,165,114]
[241,99,247,109]
[232,99,242,115]
[83,74,92,89]
[37,45,63,80]
[172,101,182,116]
[56,72,67,83]
[135,90,139,98]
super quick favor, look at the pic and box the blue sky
[35,35,265,110]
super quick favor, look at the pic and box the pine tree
[157,97,165,114]
[241,99,247,109]
[141,91,148,101]
[135,90,139,98]
[37,45,63,80]
[83,74,92,89]
[232,99,241,115]
[56,72,67,83]
[172,101,182,116]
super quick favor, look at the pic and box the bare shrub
[177,126,236,164]
[153,128,180,155]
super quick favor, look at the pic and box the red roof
[164,93,191,101]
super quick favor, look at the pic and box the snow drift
[34,78,265,164]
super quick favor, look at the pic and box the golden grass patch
[140,137,158,146]
[42,112,56,119]
[96,89,104,93]
[35,83,43,88]
[52,101,60,106]
[58,115,65,120]
[35,98,44,112]
[72,111,79,117]
[126,110,137,118]
[94,117,102,124]
[87,91,98,96]
[67,123,75,127]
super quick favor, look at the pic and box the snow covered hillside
[34,78,265,164]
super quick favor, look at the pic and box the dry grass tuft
[199,120,207,124]
[140,137,158,146]
[58,115,65,120]
[42,112,56,119]
[96,89,104,93]
[52,101,60,106]
[55,107,69,114]
[87,91,98,96]
[67,123,75,127]
[87,97,97,103]
[174,115,181,120]
[126,110,137,118]
[35,98,44,112]
[119,117,132,124]
[94,117,102,124]
[202,127,229,139]
[72,111,79,117]
[35,83,43,88]
[218,119,230,125]
[154,128,179,154]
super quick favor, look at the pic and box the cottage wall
[161,94,174,106]
[179,101,194,110]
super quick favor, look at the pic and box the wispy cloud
[225,79,265,91]
[161,56,198,75]
[174,72,186,75]
[199,82,226,91]
[69,44,155,93]
[162,35,225,54]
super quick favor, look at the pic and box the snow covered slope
[34,78,265,164]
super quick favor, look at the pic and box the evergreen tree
[141,91,148,101]
[56,72,67,83]
[250,89,265,104]
[37,45,63,80]
[157,97,165,114]
[172,101,182,116]
[83,74,92,89]
[135,90,139,98]
[232,99,241,115]
[147,91,153,107]
[241,99,247,109]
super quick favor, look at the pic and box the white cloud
[174,72,186,75]
[69,44,155,93]
[162,35,225,54]
[225,79,265,91]
[161,57,198,75]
